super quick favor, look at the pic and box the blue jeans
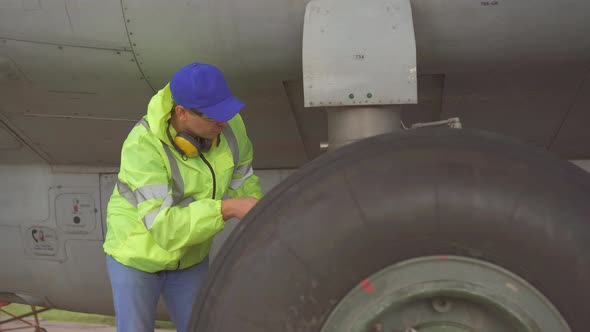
[106,255,208,332]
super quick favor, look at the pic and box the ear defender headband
[174,132,219,157]
[166,121,220,158]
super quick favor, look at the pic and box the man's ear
[174,105,187,120]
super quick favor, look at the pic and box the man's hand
[221,197,259,220]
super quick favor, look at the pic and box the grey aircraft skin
[1,0,590,328]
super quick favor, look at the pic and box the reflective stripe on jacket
[103,83,263,273]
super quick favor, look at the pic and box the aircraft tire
[189,128,590,331]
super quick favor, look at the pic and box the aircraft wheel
[190,129,590,331]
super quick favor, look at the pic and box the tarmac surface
[1,319,175,331]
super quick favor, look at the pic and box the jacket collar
[146,83,176,147]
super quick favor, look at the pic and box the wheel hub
[321,256,571,332]
[418,326,472,332]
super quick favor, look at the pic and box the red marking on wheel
[359,279,376,293]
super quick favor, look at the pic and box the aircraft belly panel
[439,69,587,148]
[0,226,36,294]
[0,0,130,50]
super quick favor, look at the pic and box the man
[103,63,262,331]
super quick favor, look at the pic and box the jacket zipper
[176,154,215,271]
[199,154,216,200]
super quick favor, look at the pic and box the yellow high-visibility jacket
[103,84,262,273]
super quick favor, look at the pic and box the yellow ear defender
[166,121,220,158]
[174,132,219,158]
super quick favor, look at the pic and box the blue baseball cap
[170,63,244,122]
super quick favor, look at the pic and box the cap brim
[198,95,245,122]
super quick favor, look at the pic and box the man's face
[180,107,228,140]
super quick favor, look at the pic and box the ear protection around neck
[174,132,219,158]
[166,121,220,158]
